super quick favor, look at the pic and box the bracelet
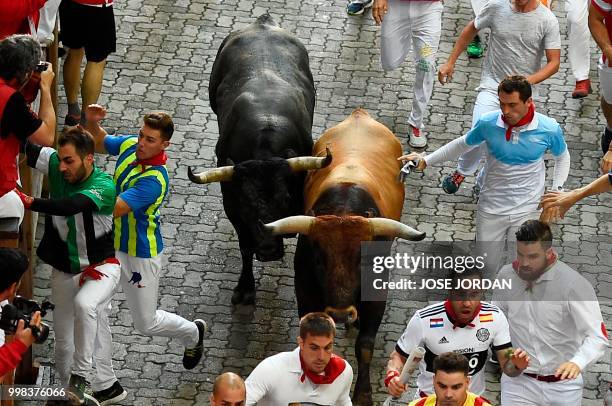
[384,370,400,387]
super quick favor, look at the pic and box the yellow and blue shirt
[105,135,169,258]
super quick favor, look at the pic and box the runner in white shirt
[245,313,353,406]
[493,220,609,405]
[437,0,561,196]
[400,76,570,271]
[385,270,530,398]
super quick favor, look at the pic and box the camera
[35,62,48,72]
[0,296,54,344]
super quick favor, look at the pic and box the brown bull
[264,108,425,405]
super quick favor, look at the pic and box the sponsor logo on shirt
[476,328,490,342]
[430,318,444,328]
[89,188,103,201]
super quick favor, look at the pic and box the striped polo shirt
[105,135,169,258]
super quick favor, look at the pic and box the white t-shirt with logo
[396,301,512,395]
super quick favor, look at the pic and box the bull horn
[369,218,426,241]
[286,147,332,172]
[187,165,234,184]
[262,215,315,236]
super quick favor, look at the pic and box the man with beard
[16,127,124,405]
[408,352,493,406]
[493,220,608,405]
[386,270,530,399]
[245,313,353,405]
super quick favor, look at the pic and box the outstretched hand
[84,104,107,124]
[398,152,427,170]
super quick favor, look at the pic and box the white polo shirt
[493,259,609,375]
[245,347,353,406]
[396,301,512,395]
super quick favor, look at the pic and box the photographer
[0,248,41,377]
[0,34,55,224]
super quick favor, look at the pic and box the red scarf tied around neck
[129,150,168,169]
[501,102,535,141]
[299,353,346,385]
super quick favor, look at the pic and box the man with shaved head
[210,372,246,406]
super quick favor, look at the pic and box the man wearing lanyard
[493,220,608,405]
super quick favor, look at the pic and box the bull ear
[285,149,297,159]
[306,209,315,217]
[226,158,235,166]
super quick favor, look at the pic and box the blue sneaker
[347,0,373,15]
[442,171,466,194]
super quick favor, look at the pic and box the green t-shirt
[31,146,116,272]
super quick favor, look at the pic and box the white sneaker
[408,126,427,148]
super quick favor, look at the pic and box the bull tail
[256,13,277,27]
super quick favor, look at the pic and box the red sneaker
[572,79,591,99]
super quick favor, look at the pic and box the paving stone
[30,0,611,404]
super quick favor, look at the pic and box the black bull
[188,14,329,305]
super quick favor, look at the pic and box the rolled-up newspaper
[383,346,426,406]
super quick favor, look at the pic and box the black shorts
[59,0,116,62]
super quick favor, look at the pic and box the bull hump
[255,13,278,27]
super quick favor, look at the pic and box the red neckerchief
[129,150,167,171]
[501,102,535,141]
[79,257,120,286]
[444,299,481,329]
[299,352,346,385]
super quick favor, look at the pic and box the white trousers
[599,58,612,104]
[116,251,198,348]
[380,0,443,131]
[0,191,25,226]
[476,210,540,273]
[501,373,583,406]
[457,90,500,179]
[565,0,591,81]
[52,263,120,391]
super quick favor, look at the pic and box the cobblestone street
[29,0,611,404]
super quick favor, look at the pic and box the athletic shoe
[68,374,100,405]
[408,125,427,148]
[442,171,466,194]
[346,0,373,15]
[183,319,207,369]
[466,35,484,58]
[571,79,591,99]
[65,113,80,126]
[92,381,127,406]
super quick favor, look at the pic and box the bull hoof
[231,289,256,305]
[352,391,373,406]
